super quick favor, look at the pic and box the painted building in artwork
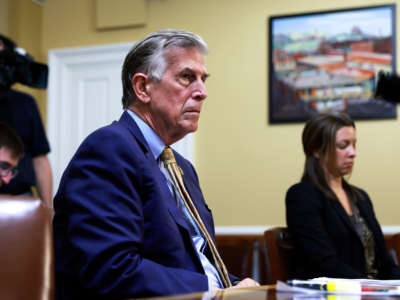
[272,34,393,112]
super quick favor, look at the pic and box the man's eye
[0,161,12,170]
[178,74,193,85]
[182,73,192,80]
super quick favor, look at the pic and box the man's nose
[192,80,207,101]
[1,173,12,184]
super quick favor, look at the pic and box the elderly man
[0,122,24,188]
[53,30,258,300]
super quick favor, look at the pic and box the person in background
[0,34,52,206]
[286,112,400,279]
[0,122,24,188]
[53,29,258,300]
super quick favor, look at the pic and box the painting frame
[268,4,397,124]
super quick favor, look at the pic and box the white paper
[276,279,400,296]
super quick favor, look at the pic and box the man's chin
[168,126,196,144]
[185,125,198,135]
[180,120,198,133]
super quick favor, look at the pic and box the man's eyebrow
[180,68,210,76]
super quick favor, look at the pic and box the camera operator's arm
[33,154,52,207]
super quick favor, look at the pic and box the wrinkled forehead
[164,47,207,71]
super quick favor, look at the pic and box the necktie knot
[161,147,184,176]
[160,147,176,165]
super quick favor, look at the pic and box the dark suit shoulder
[78,121,141,155]
[64,120,148,187]
[8,89,36,102]
[347,185,373,209]
[287,182,322,193]
[86,120,128,140]
[286,182,325,204]
[351,185,369,199]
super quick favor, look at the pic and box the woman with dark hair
[286,112,400,279]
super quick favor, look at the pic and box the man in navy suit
[53,29,258,300]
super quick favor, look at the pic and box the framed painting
[269,4,396,123]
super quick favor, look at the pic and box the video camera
[0,34,48,90]
[375,71,400,104]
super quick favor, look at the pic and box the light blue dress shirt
[126,109,223,290]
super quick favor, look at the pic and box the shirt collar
[126,109,165,160]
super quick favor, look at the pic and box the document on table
[314,277,400,286]
[276,278,400,296]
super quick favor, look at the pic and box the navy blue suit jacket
[53,111,235,299]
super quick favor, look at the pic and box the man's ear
[313,151,320,159]
[131,73,151,103]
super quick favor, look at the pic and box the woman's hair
[301,112,361,201]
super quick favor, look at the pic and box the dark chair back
[388,233,400,266]
[216,234,268,284]
[0,196,54,300]
[264,227,294,284]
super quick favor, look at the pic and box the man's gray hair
[121,29,208,109]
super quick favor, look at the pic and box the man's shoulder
[77,118,148,158]
[8,89,36,102]
[82,120,134,148]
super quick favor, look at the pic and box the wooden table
[139,285,274,300]
[140,285,397,300]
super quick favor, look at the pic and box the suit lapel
[118,111,149,152]
[174,153,213,236]
[118,111,192,233]
[331,199,364,244]
[156,167,191,233]
[184,181,210,233]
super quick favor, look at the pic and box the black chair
[216,234,268,284]
[264,227,294,284]
[388,233,400,266]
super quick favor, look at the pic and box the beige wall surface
[9,0,400,226]
[6,0,46,120]
[0,0,8,35]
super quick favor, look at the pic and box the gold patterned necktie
[160,147,232,288]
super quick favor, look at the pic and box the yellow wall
[6,0,46,121]
[8,0,400,226]
[0,0,8,34]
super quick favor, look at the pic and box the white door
[47,43,194,195]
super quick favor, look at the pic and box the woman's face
[332,125,357,177]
